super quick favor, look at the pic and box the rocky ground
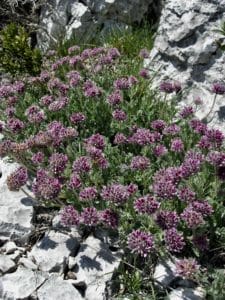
[0,158,205,300]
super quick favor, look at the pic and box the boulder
[37,274,83,300]
[28,230,80,273]
[0,255,16,274]
[0,266,48,299]
[73,235,122,300]
[168,287,206,300]
[37,0,159,51]
[145,0,225,131]
[0,158,35,244]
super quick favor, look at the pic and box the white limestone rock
[0,159,35,244]
[0,266,48,299]
[168,287,206,300]
[37,0,157,51]
[0,255,16,274]
[74,235,122,300]
[19,257,38,270]
[37,274,83,300]
[153,259,177,288]
[145,0,225,131]
[28,230,80,273]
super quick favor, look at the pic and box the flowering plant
[0,43,225,297]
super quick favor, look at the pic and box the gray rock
[153,259,177,288]
[145,0,225,131]
[168,287,206,300]
[28,230,80,273]
[19,257,38,270]
[68,256,76,270]
[7,250,22,262]
[37,274,83,300]
[0,159,35,244]
[74,235,122,300]
[37,0,158,51]
[2,241,17,254]
[0,255,16,274]
[0,266,48,299]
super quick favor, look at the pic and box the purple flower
[129,128,155,146]
[68,173,82,189]
[108,47,120,59]
[139,68,150,79]
[159,81,174,93]
[175,258,200,280]
[107,90,123,106]
[177,187,196,202]
[31,152,44,165]
[179,106,194,119]
[181,206,204,229]
[194,96,203,105]
[25,105,46,124]
[39,71,50,83]
[7,166,28,191]
[198,136,211,150]
[205,128,224,148]
[70,112,86,124]
[112,109,127,121]
[69,55,82,67]
[80,207,99,226]
[79,187,98,201]
[32,169,61,200]
[206,151,225,166]
[191,200,213,216]
[171,138,184,153]
[181,151,204,177]
[101,183,131,204]
[68,45,80,54]
[0,140,12,157]
[83,81,102,98]
[48,97,69,112]
[47,121,74,146]
[114,133,127,145]
[189,119,207,135]
[152,167,181,199]
[49,153,68,175]
[163,124,181,136]
[61,205,80,226]
[5,107,15,117]
[40,95,54,106]
[153,144,168,157]
[127,229,154,257]
[100,209,119,229]
[139,48,149,59]
[7,118,25,133]
[165,228,185,253]
[72,156,91,174]
[156,210,180,229]
[151,119,166,131]
[127,183,138,195]
[113,77,131,90]
[212,82,225,94]
[130,156,150,170]
[85,133,105,150]
[134,195,160,215]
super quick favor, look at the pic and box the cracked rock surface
[145,0,225,131]
[0,158,35,244]
[37,0,161,51]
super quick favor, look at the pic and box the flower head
[7,166,28,191]
[127,229,154,257]
[61,205,80,226]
